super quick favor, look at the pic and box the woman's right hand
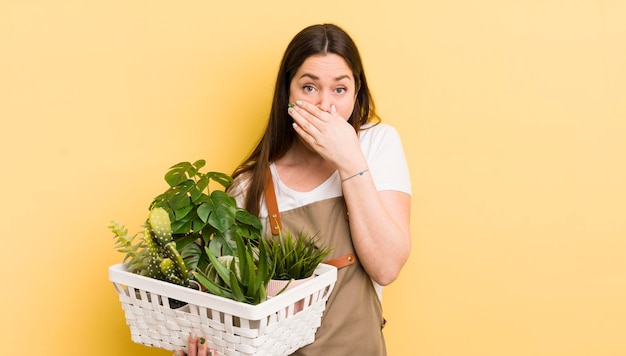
[173,333,212,356]
[289,100,367,175]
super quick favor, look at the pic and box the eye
[303,85,316,93]
[335,87,347,94]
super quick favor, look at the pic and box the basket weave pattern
[109,263,337,356]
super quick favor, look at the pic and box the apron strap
[264,169,282,235]
[324,253,357,269]
[264,167,357,269]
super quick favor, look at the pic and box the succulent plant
[267,230,331,281]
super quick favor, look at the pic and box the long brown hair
[229,23,380,216]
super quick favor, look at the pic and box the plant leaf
[174,205,193,220]
[208,237,222,257]
[204,246,231,285]
[196,202,212,223]
[251,237,269,301]
[235,209,263,230]
[179,241,201,272]
[192,159,206,171]
[206,171,233,188]
[216,230,238,255]
[171,216,192,234]
[191,176,210,202]
[165,162,192,186]
[168,181,194,210]
[192,270,232,299]
[207,191,237,232]
[229,269,246,303]
[191,218,207,232]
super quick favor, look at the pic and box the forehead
[294,54,353,80]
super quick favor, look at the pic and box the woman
[178,23,411,356]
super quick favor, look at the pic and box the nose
[317,91,333,113]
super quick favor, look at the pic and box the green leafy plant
[148,160,263,276]
[193,232,272,305]
[267,230,331,281]
[109,160,329,306]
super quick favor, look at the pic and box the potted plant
[108,160,338,355]
[110,160,270,305]
[266,230,331,299]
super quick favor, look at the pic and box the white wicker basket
[109,263,337,356]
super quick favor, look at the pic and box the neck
[282,138,326,167]
[273,139,336,191]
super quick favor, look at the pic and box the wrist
[341,168,369,183]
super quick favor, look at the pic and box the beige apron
[263,188,387,355]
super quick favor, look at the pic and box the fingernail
[331,104,336,113]
[288,108,294,114]
[190,332,196,339]
[288,103,295,108]
[200,337,206,345]
[296,100,303,105]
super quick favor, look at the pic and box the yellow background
[1,1,625,355]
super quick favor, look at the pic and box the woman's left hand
[173,333,212,356]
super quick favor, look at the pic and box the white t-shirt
[258,123,412,218]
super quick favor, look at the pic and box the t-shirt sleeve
[361,124,412,195]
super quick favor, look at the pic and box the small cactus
[110,207,189,287]
[148,207,172,246]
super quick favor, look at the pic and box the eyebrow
[299,73,352,82]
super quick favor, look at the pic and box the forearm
[341,169,411,286]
